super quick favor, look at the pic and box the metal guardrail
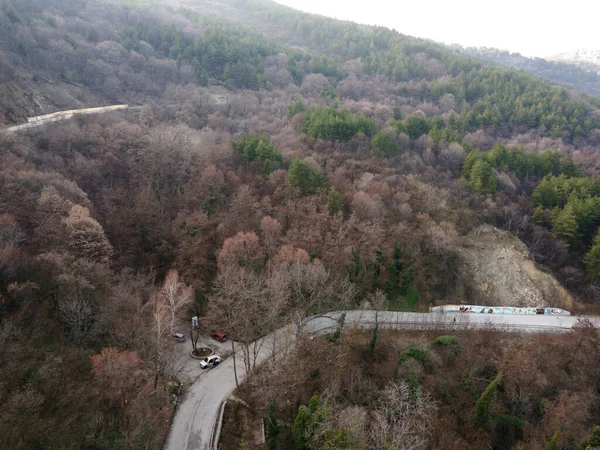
[309,321,572,338]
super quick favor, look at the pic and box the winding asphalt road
[164,310,599,450]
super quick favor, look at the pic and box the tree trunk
[241,341,251,373]
[190,328,198,352]
[232,340,239,388]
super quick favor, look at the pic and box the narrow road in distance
[1,104,136,134]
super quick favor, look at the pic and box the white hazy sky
[275,0,599,58]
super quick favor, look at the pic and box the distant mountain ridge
[455,45,600,98]
[549,49,600,73]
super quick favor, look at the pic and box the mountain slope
[549,48,600,73]
[458,46,600,98]
[4,1,600,449]
[2,0,599,145]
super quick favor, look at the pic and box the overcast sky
[275,0,599,58]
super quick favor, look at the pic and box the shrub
[434,335,459,346]
[287,101,306,117]
[408,371,420,398]
[583,425,600,449]
[544,425,562,450]
[301,107,376,142]
[232,133,283,174]
[287,158,327,196]
[492,415,525,450]
[371,131,400,157]
[473,372,503,428]
[328,187,342,215]
[404,114,430,139]
[267,399,280,450]
[398,347,428,365]
[292,396,328,450]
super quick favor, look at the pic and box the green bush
[473,372,503,428]
[292,396,329,450]
[287,101,306,117]
[371,131,400,157]
[492,415,525,450]
[398,347,428,365]
[536,396,549,417]
[434,335,459,346]
[582,425,600,449]
[287,158,327,196]
[404,114,430,139]
[544,425,562,450]
[328,187,342,215]
[267,399,280,450]
[301,107,376,142]
[232,133,283,174]
[408,371,420,398]
[585,231,600,280]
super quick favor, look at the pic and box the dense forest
[2,0,600,448]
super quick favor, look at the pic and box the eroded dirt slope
[453,225,572,309]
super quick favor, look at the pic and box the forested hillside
[2,0,600,448]
[460,46,600,98]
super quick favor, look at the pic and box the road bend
[164,310,598,450]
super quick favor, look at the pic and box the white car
[199,354,222,369]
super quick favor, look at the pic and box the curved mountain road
[0,105,139,134]
[164,310,599,450]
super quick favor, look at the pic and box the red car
[211,331,228,343]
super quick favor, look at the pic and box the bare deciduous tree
[63,204,113,265]
[58,294,94,339]
[157,269,193,335]
[217,231,265,271]
[0,214,26,245]
[209,265,283,378]
[91,347,143,404]
[260,216,282,256]
[146,292,176,385]
[370,380,438,450]
[267,257,358,335]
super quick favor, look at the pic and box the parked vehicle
[199,354,222,369]
[172,333,185,342]
[211,331,228,343]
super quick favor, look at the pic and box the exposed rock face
[453,225,572,309]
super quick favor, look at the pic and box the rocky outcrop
[453,225,571,309]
